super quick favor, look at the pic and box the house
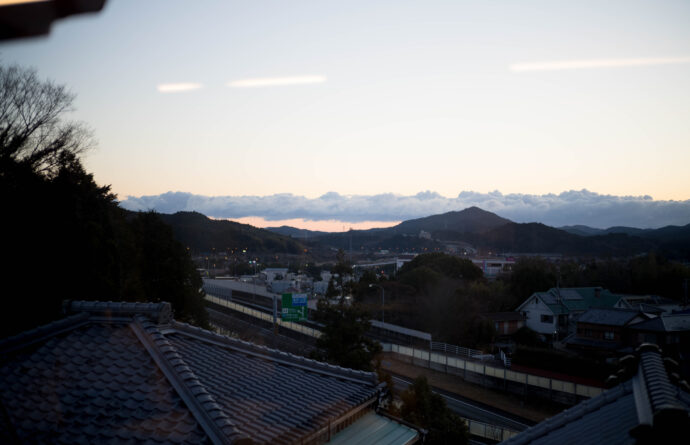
[564,308,650,353]
[516,287,623,337]
[628,314,690,377]
[0,301,419,444]
[482,312,526,336]
[500,344,690,444]
[613,294,685,315]
[628,313,690,346]
[471,258,515,279]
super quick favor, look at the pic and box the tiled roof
[576,308,643,327]
[166,323,378,444]
[0,321,210,444]
[629,314,690,333]
[529,287,623,315]
[500,345,690,445]
[0,301,385,445]
[563,335,621,351]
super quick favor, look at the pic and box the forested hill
[265,207,690,259]
[265,207,510,252]
[265,225,329,238]
[157,211,306,254]
[390,206,511,235]
[467,222,657,257]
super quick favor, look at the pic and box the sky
[2,1,689,230]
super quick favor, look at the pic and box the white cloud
[227,75,326,88]
[156,83,203,93]
[510,57,690,72]
[119,190,690,229]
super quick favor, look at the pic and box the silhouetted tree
[128,212,209,327]
[331,248,353,298]
[0,64,93,177]
[508,257,557,303]
[311,299,381,371]
[399,376,469,445]
[398,253,483,287]
[0,64,209,337]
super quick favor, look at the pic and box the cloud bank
[119,190,690,229]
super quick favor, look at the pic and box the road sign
[281,293,308,322]
[292,293,307,307]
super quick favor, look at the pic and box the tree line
[1,64,207,338]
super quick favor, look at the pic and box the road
[390,374,533,432]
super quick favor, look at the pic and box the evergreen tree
[399,376,469,445]
[311,299,381,371]
[0,64,209,337]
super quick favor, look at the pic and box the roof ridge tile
[169,320,378,385]
[638,349,686,414]
[0,312,90,354]
[64,300,172,324]
[131,317,251,445]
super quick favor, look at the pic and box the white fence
[462,417,520,442]
[382,343,603,399]
[431,341,483,359]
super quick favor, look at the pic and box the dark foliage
[311,299,381,371]
[398,253,483,287]
[399,376,469,445]
[512,346,616,381]
[506,255,690,303]
[512,326,543,347]
[1,64,207,338]
[360,253,495,348]
[508,257,558,303]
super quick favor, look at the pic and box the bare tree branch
[0,64,94,176]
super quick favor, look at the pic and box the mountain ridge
[147,208,689,260]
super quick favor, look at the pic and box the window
[604,331,614,340]
[540,314,554,324]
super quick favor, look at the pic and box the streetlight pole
[369,284,385,324]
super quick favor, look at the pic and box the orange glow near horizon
[224,216,400,232]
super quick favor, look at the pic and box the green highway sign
[281,293,308,322]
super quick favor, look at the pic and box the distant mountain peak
[393,206,512,235]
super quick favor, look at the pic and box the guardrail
[431,341,483,359]
[462,417,520,442]
[382,343,603,400]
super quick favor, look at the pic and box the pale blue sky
[2,0,689,205]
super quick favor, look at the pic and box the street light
[369,283,385,324]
